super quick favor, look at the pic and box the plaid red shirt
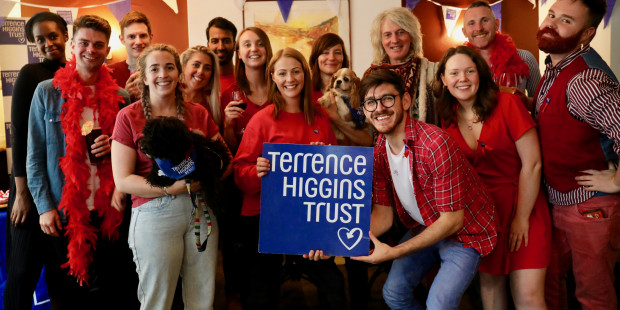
[373,116,497,257]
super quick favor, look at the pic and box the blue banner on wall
[0,19,26,45]
[259,143,373,257]
[1,70,19,97]
[28,44,46,64]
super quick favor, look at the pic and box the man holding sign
[352,69,497,309]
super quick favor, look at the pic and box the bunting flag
[232,0,246,11]
[0,0,17,27]
[528,0,536,9]
[604,0,617,27]
[276,0,294,22]
[162,0,178,13]
[441,5,463,37]
[106,0,131,23]
[326,0,340,15]
[405,0,421,10]
[491,2,501,31]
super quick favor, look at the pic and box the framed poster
[243,0,351,64]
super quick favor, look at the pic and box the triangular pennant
[162,0,178,14]
[604,0,617,28]
[48,7,79,25]
[490,1,501,32]
[442,6,462,37]
[276,0,293,23]
[0,1,17,26]
[405,0,421,10]
[107,0,131,22]
[528,0,536,9]
[325,0,340,15]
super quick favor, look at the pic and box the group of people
[4,0,619,310]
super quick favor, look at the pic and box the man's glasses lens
[363,94,397,112]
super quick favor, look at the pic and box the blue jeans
[383,230,481,310]
[129,194,218,310]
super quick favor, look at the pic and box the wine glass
[231,90,246,110]
[495,73,522,94]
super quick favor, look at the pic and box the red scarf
[52,58,123,285]
[465,32,530,79]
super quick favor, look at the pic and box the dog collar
[155,146,196,179]
[342,96,366,129]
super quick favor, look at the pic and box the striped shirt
[517,49,542,97]
[535,45,620,205]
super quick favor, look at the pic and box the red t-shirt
[108,60,131,89]
[111,101,219,207]
[220,73,235,94]
[233,104,338,216]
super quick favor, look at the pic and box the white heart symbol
[337,227,362,251]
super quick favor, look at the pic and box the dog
[317,68,366,144]
[139,116,231,215]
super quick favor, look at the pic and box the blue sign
[1,70,19,97]
[259,143,373,256]
[0,19,26,45]
[28,44,45,64]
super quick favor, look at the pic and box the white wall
[538,1,618,77]
[187,0,401,76]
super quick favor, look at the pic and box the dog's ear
[349,73,362,109]
[329,72,338,90]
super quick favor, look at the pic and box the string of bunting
[235,0,341,22]
[408,0,503,37]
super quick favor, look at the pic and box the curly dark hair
[140,116,231,214]
[25,12,68,43]
[433,45,498,127]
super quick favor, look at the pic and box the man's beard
[537,26,583,54]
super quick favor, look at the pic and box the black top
[11,58,64,177]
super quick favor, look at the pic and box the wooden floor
[211,254,484,310]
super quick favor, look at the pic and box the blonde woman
[180,45,222,127]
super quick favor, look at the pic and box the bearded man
[534,0,620,309]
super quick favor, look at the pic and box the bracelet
[163,186,170,196]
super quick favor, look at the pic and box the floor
[210,254,484,310]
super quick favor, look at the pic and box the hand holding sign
[257,157,271,178]
[259,143,373,257]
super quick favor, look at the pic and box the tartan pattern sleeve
[408,119,497,257]
[372,136,395,208]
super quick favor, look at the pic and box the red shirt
[233,104,338,216]
[219,73,235,94]
[373,115,497,257]
[112,101,219,207]
[108,60,131,89]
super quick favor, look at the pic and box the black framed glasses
[362,94,399,112]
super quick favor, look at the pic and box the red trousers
[545,195,620,310]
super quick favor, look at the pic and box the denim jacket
[26,79,129,218]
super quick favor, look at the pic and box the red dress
[443,92,551,274]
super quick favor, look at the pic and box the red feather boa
[465,32,530,79]
[52,58,123,285]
